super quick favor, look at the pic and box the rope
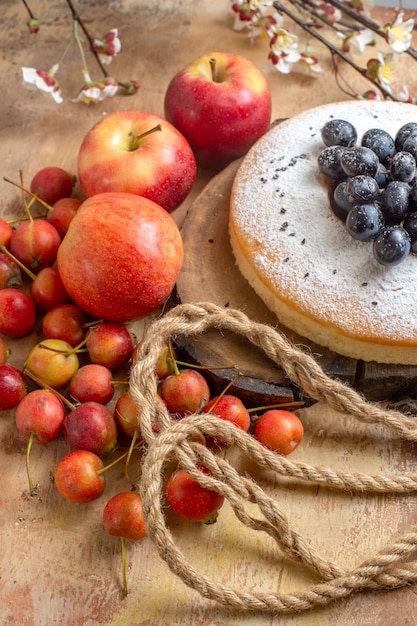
[129,302,417,613]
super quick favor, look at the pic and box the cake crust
[229,100,417,364]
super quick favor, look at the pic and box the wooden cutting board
[175,157,417,405]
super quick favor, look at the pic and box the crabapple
[63,401,118,454]
[54,449,106,503]
[0,218,13,247]
[69,364,114,405]
[160,369,210,417]
[0,287,36,337]
[86,322,134,369]
[202,394,250,438]
[253,409,304,455]
[103,491,147,541]
[165,465,224,523]
[30,166,75,206]
[42,303,86,347]
[0,251,22,289]
[15,389,65,493]
[25,338,79,388]
[46,197,81,238]
[132,340,177,380]
[0,364,26,410]
[114,390,140,438]
[103,491,147,595]
[10,219,61,273]
[30,266,71,310]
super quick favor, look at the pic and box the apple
[164,51,272,170]
[57,192,184,322]
[77,110,197,213]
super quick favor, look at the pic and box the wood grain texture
[2,2,417,625]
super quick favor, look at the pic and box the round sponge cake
[229,100,417,364]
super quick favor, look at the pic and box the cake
[229,100,417,365]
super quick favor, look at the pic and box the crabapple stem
[26,431,39,496]
[120,536,128,595]
[3,176,54,212]
[248,400,304,414]
[96,445,143,477]
[124,429,141,483]
[23,368,76,410]
[0,244,37,281]
[204,371,243,414]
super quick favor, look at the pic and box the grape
[380,180,410,224]
[390,151,416,183]
[395,122,417,151]
[402,134,417,161]
[361,128,395,165]
[340,146,379,177]
[403,214,417,253]
[321,119,357,147]
[317,145,347,179]
[344,175,380,203]
[331,180,355,220]
[373,225,411,266]
[409,179,417,212]
[346,203,384,241]
[374,162,389,189]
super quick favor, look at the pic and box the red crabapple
[69,364,114,405]
[0,364,26,410]
[103,491,147,594]
[30,266,71,310]
[63,401,118,454]
[202,394,250,439]
[42,303,86,347]
[0,251,23,289]
[165,465,224,523]
[46,197,81,238]
[0,218,13,247]
[30,166,75,206]
[10,219,61,273]
[160,369,210,417]
[86,322,134,369]
[54,449,106,503]
[0,287,36,337]
[253,409,304,455]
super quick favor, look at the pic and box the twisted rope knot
[128,302,417,614]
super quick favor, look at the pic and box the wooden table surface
[2,2,417,625]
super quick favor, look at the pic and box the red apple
[77,110,197,213]
[164,51,272,170]
[57,192,184,322]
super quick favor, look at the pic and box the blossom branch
[272,1,395,100]
[324,0,417,62]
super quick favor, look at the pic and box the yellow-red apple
[77,110,197,213]
[57,192,184,322]
[164,51,272,170]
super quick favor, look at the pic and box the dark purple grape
[340,146,379,177]
[390,151,416,182]
[395,123,417,151]
[331,180,355,220]
[374,162,390,188]
[403,214,417,253]
[317,145,347,179]
[402,135,417,161]
[344,175,380,203]
[380,180,411,224]
[321,119,357,147]
[409,179,417,211]
[373,225,411,266]
[361,128,395,165]
[346,203,384,241]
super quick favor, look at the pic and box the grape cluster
[318,118,417,266]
